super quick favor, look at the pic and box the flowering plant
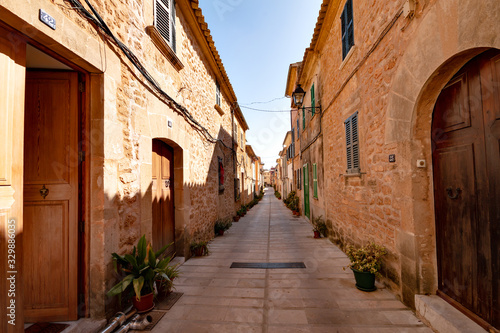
[345,242,387,275]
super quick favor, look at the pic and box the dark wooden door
[152,140,175,255]
[23,71,79,322]
[432,49,500,328]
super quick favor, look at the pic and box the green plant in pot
[156,262,180,297]
[107,235,173,312]
[190,240,209,256]
[344,242,387,292]
[312,215,327,238]
[214,218,232,236]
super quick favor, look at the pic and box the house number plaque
[39,9,56,30]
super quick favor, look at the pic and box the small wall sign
[39,9,56,30]
[389,154,396,163]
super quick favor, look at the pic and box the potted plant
[312,215,327,238]
[233,215,240,222]
[344,242,387,292]
[107,235,173,312]
[156,262,180,297]
[214,219,232,236]
[190,240,209,257]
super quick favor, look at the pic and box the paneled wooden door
[23,71,79,322]
[152,140,175,255]
[432,49,500,328]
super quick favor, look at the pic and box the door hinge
[79,151,86,162]
[79,82,86,93]
[79,220,85,233]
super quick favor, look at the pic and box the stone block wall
[300,0,500,308]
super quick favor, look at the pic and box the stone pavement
[151,189,433,333]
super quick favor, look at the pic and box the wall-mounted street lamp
[292,84,321,113]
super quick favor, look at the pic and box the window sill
[146,25,184,71]
[341,171,365,178]
[214,104,224,116]
[339,45,356,71]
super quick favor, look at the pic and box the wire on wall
[66,0,234,152]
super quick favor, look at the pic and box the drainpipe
[100,307,137,333]
[114,314,153,333]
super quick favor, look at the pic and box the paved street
[152,189,432,332]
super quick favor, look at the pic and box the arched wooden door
[432,49,500,328]
[152,140,175,255]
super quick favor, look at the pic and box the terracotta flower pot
[313,231,321,238]
[132,292,154,313]
[218,229,224,236]
[233,216,240,222]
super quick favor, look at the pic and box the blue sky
[198,0,324,168]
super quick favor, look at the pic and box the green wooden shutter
[313,163,318,198]
[345,111,359,173]
[311,84,315,116]
[302,107,305,129]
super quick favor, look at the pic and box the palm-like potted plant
[344,242,387,292]
[156,262,180,297]
[107,235,173,312]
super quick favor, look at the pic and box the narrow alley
[150,189,432,332]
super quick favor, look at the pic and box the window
[216,81,221,106]
[233,123,238,144]
[311,84,316,116]
[313,163,318,198]
[218,157,224,192]
[341,0,354,59]
[345,111,360,173]
[296,169,301,190]
[297,119,300,138]
[155,0,176,52]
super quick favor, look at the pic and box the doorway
[152,139,175,255]
[23,70,80,322]
[432,49,500,328]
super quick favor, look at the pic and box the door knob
[39,184,49,199]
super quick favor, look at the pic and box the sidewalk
[151,189,432,332]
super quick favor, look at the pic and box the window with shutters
[313,163,318,198]
[341,0,354,60]
[233,123,238,145]
[311,84,316,116]
[155,0,176,52]
[344,111,360,173]
[297,119,300,138]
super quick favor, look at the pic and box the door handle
[446,187,461,200]
[39,184,49,199]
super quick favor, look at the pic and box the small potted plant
[214,219,232,236]
[233,215,240,222]
[156,262,180,297]
[344,242,387,292]
[190,240,209,257]
[107,235,174,312]
[312,215,327,238]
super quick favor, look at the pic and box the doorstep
[415,295,486,333]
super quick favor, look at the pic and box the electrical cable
[66,0,234,152]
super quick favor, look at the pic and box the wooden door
[303,164,310,219]
[23,71,79,322]
[432,49,500,328]
[152,140,175,254]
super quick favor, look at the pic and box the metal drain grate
[230,262,306,269]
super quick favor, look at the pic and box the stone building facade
[0,0,256,330]
[287,0,500,330]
